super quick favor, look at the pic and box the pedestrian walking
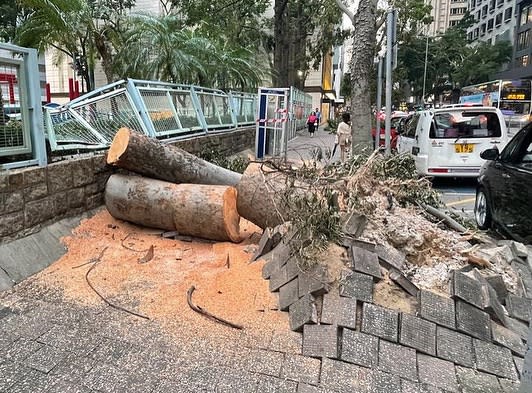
[315,107,321,125]
[307,111,317,137]
[336,112,351,162]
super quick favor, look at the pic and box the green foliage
[0,120,24,148]
[197,144,249,174]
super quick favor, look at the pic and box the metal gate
[256,88,289,159]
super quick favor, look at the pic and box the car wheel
[475,188,492,229]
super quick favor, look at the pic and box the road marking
[445,197,476,207]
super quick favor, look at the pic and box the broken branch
[418,203,467,233]
[186,286,243,330]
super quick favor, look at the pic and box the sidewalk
[285,126,339,165]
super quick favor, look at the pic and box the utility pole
[422,36,429,105]
[384,8,397,156]
[375,57,383,151]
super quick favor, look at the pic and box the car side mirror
[480,147,499,161]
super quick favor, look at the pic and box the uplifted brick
[436,326,475,368]
[351,246,382,279]
[361,303,399,342]
[451,270,487,309]
[455,300,491,342]
[339,272,373,303]
[399,313,436,356]
[491,321,526,357]
[320,293,357,329]
[288,294,317,332]
[341,328,378,368]
[418,290,455,329]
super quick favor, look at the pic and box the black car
[474,123,532,244]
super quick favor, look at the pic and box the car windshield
[430,111,502,139]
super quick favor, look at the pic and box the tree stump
[105,174,241,242]
[107,128,242,186]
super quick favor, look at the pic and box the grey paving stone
[455,367,503,393]
[47,378,94,393]
[257,375,298,393]
[371,369,402,392]
[418,290,456,329]
[389,268,419,297]
[320,358,372,392]
[455,300,492,341]
[361,303,399,342]
[83,363,125,393]
[279,278,300,311]
[511,260,532,298]
[302,324,338,359]
[88,338,135,366]
[216,368,259,393]
[7,368,57,393]
[451,270,487,309]
[253,227,273,261]
[347,238,377,252]
[473,339,518,380]
[37,324,102,356]
[156,367,221,392]
[471,270,507,324]
[498,378,520,393]
[378,340,418,381]
[23,344,69,373]
[351,246,382,279]
[340,328,378,368]
[401,379,444,393]
[0,359,32,391]
[417,354,458,392]
[269,330,302,354]
[504,316,529,340]
[485,275,509,305]
[298,265,329,297]
[375,244,406,270]
[297,383,330,393]
[289,294,318,332]
[3,337,44,363]
[263,257,284,279]
[399,313,436,355]
[248,348,284,377]
[49,352,98,381]
[342,213,367,237]
[491,321,526,356]
[506,294,532,323]
[320,293,357,329]
[270,264,291,292]
[513,356,524,377]
[435,326,475,368]
[280,354,321,385]
[339,271,374,302]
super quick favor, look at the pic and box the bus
[459,79,532,136]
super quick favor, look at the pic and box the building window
[450,20,460,27]
[517,55,529,67]
[497,0,504,7]
[451,7,467,14]
[487,19,494,30]
[480,23,487,35]
[521,5,532,26]
[482,5,488,16]
[474,28,479,38]
[504,7,512,21]
[489,0,495,12]
[517,29,530,50]
[495,13,502,26]
[471,0,476,7]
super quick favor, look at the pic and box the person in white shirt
[336,113,351,162]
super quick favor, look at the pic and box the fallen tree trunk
[107,128,242,186]
[105,174,241,242]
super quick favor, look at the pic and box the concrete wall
[0,127,255,243]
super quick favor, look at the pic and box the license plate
[455,143,474,153]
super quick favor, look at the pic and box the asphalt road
[432,178,478,219]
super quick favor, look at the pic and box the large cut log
[107,128,242,186]
[105,174,241,242]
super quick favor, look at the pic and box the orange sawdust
[34,209,290,341]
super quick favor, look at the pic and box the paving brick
[270,264,291,292]
[351,246,382,279]
[279,279,299,311]
[342,213,367,237]
[485,275,508,305]
[471,270,507,324]
[401,379,444,393]
[302,324,338,359]
[473,339,518,380]
[298,265,329,297]
[435,326,475,368]
[417,354,458,392]
[216,368,259,392]
[297,383,330,393]
[23,344,69,373]
[8,368,57,393]
[263,257,284,279]
[340,328,378,368]
[248,349,284,377]
[361,303,399,342]
[389,268,419,297]
[289,294,318,332]
[280,354,321,385]
[418,290,455,329]
[451,270,487,309]
[320,293,357,329]
[0,360,32,391]
[506,294,532,323]
[256,375,298,393]
[346,238,376,252]
[455,300,491,341]
[513,356,524,377]
[269,330,302,354]
[339,272,374,302]
[320,358,372,392]
[372,369,402,392]
[399,313,436,355]
[375,244,406,270]
[491,321,526,356]
[3,337,44,363]
[511,260,532,298]
[252,227,273,262]
[378,340,417,381]
[455,367,503,393]
[498,378,520,393]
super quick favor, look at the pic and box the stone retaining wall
[0,127,255,243]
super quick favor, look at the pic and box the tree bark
[105,174,241,242]
[107,128,242,186]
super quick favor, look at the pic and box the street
[433,177,477,220]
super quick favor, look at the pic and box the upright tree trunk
[274,0,290,87]
[349,0,378,151]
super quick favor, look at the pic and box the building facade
[427,0,469,36]
[466,0,516,43]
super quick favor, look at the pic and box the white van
[396,106,508,177]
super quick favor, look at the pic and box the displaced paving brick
[401,379,445,393]
[455,300,491,341]
[417,354,458,392]
[248,348,284,377]
[471,270,507,324]
[302,324,338,359]
[399,313,436,355]
[455,367,503,393]
[279,278,299,311]
[252,227,273,261]
[473,339,518,380]
[340,328,378,368]
[378,340,418,381]
[289,294,318,332]
[339,272,374,302]
[485,275,508,305]
[342,213,367,237]
[418,290,456,329]
[361,303,399,342]
[498,378,520,393]
[351,246,382,279]
[263,257,284,280]
[435,326,475,368]
[506,294,532,323]
[257,375,298,393]
[389,268,419,297]
[491,321,526,356]
[280,354,321,385]
[320,358,372,392]
[375,244,406,270]
[505,316,529,340]
[270,264,292,292]
[511,260,532,297]
[451,270,487,309]
[320,293,357,329]
[298,265,329,297]
[513,356,524,378]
